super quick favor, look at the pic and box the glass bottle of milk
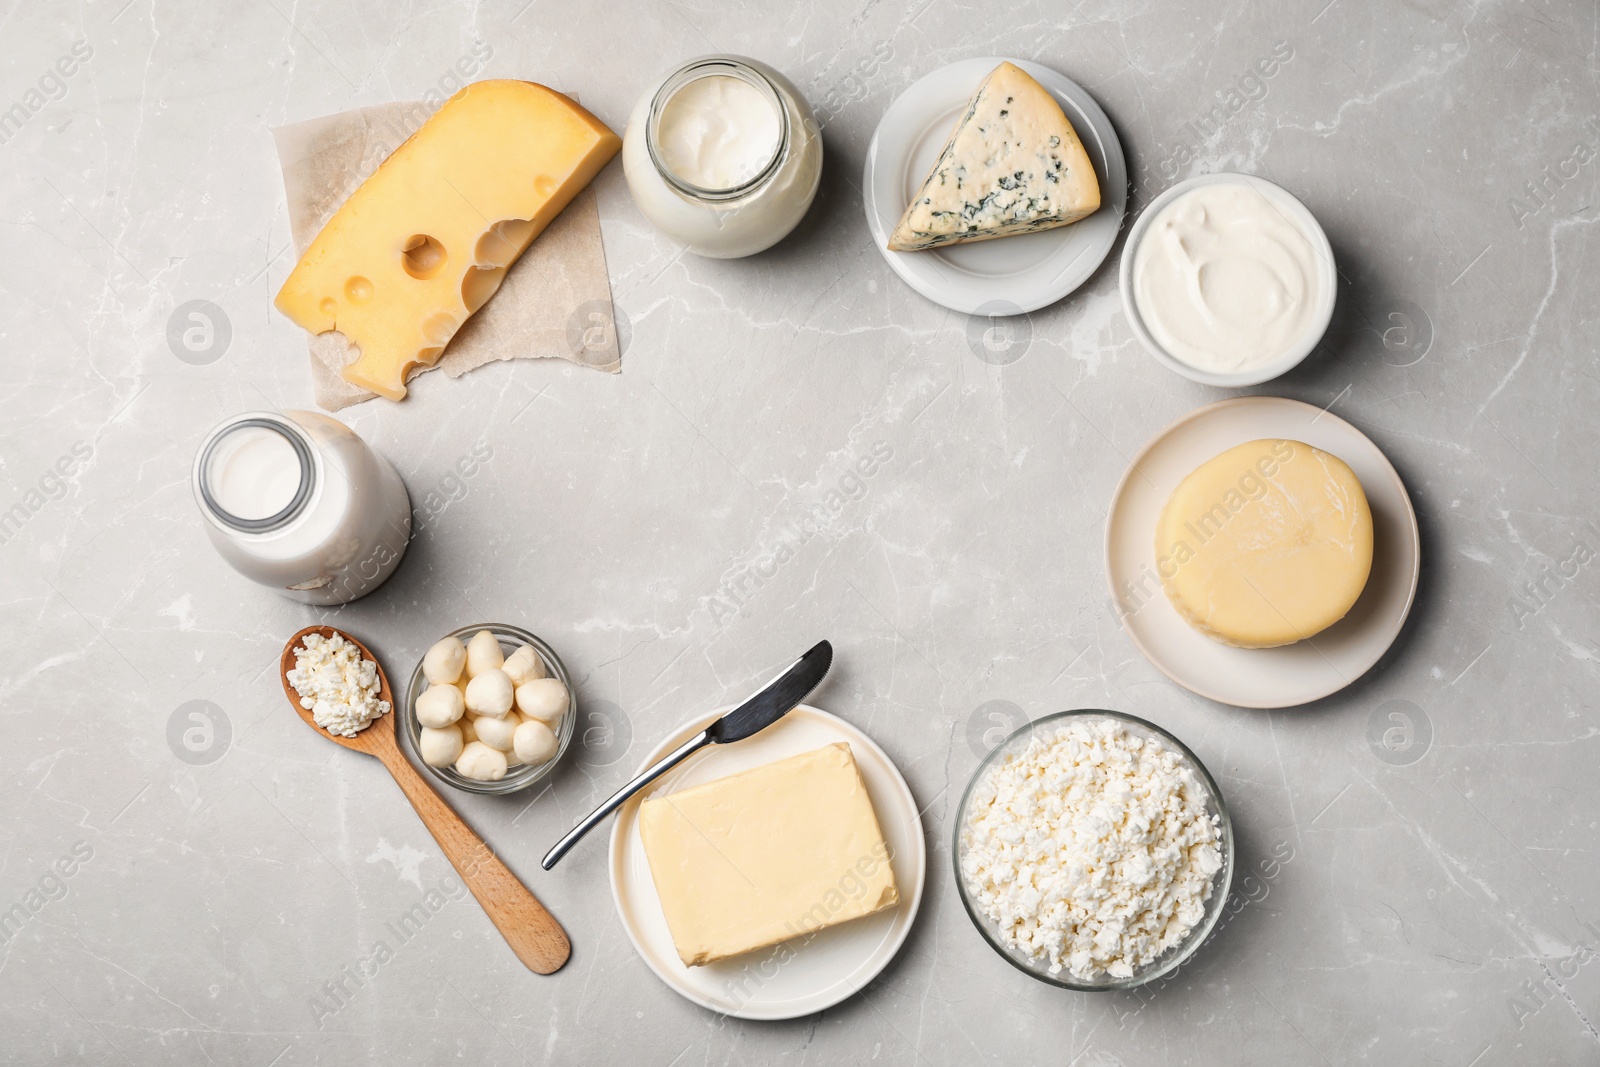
[191,411,411,604]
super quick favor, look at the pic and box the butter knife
[540,639,833,870]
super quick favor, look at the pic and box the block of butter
[274,80,620,400]
[639,742,899,968]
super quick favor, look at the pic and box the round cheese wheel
[1155,439,1373,648]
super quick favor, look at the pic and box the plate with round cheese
[1104,396,1420,708]
[608,704,926,1020]
[863,56,1127,315]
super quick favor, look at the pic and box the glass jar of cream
[623,55,822,258]
[192,411,412,605]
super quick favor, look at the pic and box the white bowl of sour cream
[1119,173,1335,387]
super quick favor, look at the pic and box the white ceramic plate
[863,56,1127,315]
[608,704,926,1020]
[1117,172,1337,388]
[1104,397,1420,709]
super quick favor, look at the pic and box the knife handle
[541,729,710,870]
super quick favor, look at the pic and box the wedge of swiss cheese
[275,80,620,400]
[888,61,1100,251]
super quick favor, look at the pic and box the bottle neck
[195,414,316,534]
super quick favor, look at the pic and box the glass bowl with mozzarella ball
[401,623,576,795]
[952,709,1235,991]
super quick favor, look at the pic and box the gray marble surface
[3,0,1598,1063]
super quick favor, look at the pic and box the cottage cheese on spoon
[286,632,390,738]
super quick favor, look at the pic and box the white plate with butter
[609,704,925,1020]
[1104,396,1420,708]
[863,56,1127,315]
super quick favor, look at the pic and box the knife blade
[706,639,833,744]
[540,639,833,870]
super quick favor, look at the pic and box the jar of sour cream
[623,56,822,258]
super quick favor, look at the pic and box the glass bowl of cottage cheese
[953,709,1234,990]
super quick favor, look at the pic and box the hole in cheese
[401,234,449,279]
[420,312,457,345]
[461,265,507,313]
[344,276,374,304]
[474,219,536,268]
[398,349,443,386]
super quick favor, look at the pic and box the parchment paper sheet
[272,99,620,411]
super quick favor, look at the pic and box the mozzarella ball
[502,644,547,686]
[472,713,517,752]
[415,683,465,728]
[422,636,467,685]
[464,668,514,717]
[503,746,525,768]
[515,678,569,726]
[458,716,478,745]
[455,741,506,781]
[419,724,464,768]
[513,720,558,765]
[465,630,504,678]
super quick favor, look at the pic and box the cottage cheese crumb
[286,633,390,738]
[959,717,1223,980]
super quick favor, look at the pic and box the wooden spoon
[280,625,570,974]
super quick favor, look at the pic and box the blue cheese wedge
[888,62,1101,251]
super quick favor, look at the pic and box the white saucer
[863,56,1127,315]
[608,704,926,1020]
[1104,397,1420,709]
